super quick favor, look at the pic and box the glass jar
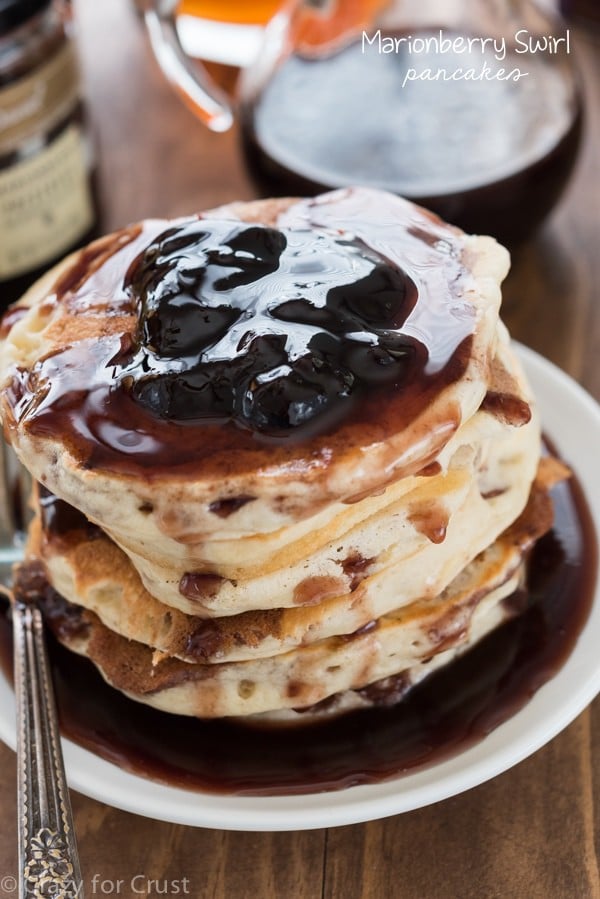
[0,0,98,309]
[238,0,584,245]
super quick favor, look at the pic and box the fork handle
[13,602,84,899]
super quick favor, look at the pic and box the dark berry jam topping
[121,219,419,435]
[4,190,478,476]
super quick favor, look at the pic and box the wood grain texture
[501,30,600,398]
[0,3,598,898]
[324,717,600,899]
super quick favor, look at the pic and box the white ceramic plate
[0,344,598,831]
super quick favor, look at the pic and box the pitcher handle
[144,1,234,132]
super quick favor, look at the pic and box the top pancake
[0,188,509,542]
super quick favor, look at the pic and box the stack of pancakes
[0,188,559,720]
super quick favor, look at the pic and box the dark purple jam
[4,190,476,477]
[122,219,419,435]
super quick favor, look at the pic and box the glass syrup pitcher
[146,0,583,244]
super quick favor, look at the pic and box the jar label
[0,42,80,154]
[0,124,94,279]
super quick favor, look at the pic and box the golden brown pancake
[0,189,512,552]
[29,412,540,662]
[1,187,551,721]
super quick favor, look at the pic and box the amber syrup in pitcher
[240,31,582,244]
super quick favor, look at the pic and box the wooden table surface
[0,2,599,897]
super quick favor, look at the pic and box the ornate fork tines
[13,600,84,899]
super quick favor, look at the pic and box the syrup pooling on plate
[0,468,596,795]
[5,190,477,475]
[122,218,420,434]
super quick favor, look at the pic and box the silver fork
[0,438,84,899]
